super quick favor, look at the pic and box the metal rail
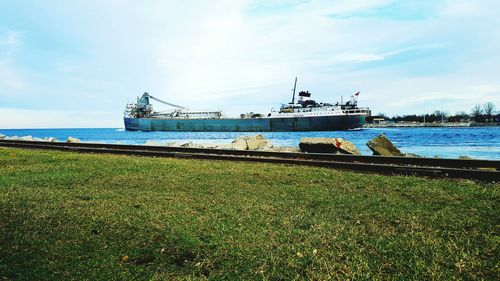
[0,140,499,182]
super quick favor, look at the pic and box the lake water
[1,127,499,160]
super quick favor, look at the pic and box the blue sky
[1,0,499,128]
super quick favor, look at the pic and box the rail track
[0,139,499,182]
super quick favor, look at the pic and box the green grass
[0,148,498,280]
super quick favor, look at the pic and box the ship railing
[343,108,371,115]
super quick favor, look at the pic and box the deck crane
[127,92,187,118]
[146,93,187,110]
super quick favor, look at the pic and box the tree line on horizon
[378,102,499,123]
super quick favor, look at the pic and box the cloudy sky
[1,0,499,128]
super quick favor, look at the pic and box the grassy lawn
[0,147,498,280]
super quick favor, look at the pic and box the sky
[1,0,499,128]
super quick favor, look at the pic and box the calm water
[1,127,499,160]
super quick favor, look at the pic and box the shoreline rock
[366,134,403,156]
[268,146,301,153]
[18,135,34,141]
[180,142,207,149]
[231,138,248,150]
[2,135,57,142]
[145,140,177,147]
[66,136,81,143]
[230,134,273,151]
[244,135,273,150]
[299,138,360,155]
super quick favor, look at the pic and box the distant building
[366,116,386,124]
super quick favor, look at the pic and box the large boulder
[66,136,81,143]
[44,137,57,142]
[299,138,360,154]
[231,139,248,150]
[234,134,273,151]
[246,139,265,150]
[0,134,5,139]
[366,134,403,156]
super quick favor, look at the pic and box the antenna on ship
[290,77,298,104]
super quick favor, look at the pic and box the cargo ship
[124,79,371,132]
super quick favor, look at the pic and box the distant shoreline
[364,122,500,128]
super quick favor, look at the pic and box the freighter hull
[124,115,366,132]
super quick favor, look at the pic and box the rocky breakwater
[221,134,273,151]
[225,135,303,152]
[1,133,421,157]
[143,134,300,152]
[178,134,275,151]
[299,138,360,155]
[1,135,58,142]
[220,135,301,152]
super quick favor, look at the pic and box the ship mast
[290,77,298,104]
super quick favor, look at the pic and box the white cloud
[326,44,446,64]
[439,0,482,17]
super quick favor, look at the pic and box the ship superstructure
[124,79,371,132]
